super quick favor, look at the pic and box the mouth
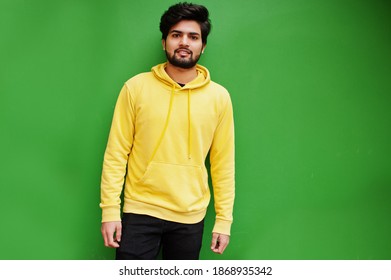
[175,49,192,57]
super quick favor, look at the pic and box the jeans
[116,213,204,260]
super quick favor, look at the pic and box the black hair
[160,2,211,44]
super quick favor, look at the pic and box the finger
[212,234,230,254]
[115,224,122,243]
[101,226,109,247]
[107,233,120,248]
[102,225,120,248]
[210,233,219,251]
[107,227,120,248]
[217,239,228,254]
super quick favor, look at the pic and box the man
[100,2,235,260]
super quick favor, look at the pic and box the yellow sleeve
[210,93,235,235]
[100,84,135,222]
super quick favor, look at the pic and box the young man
[100,2,235,260]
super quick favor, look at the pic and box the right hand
[101,221,122,248]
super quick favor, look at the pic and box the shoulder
[124,72,154,89]
[207,80,232,105]
[209,80,229,94]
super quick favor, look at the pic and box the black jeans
[116,213,204,260]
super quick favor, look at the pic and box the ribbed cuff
[212,219,232,235]
[101,206,121,223]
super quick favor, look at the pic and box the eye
[172,33,180,38]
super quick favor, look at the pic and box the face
[162,20,206,69]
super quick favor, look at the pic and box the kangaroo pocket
[132,162,209,212]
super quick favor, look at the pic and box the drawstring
[187,89,192,159]
[149,85,192,162]
[149,84,175,163]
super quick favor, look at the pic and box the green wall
[1,0,390,260]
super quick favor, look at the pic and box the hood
[151,63,211,89]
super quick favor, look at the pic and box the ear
[162,39,166,51]
[201,44,206,54]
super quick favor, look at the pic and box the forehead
[169,20,201,34]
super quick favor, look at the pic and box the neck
[165,62,198,84]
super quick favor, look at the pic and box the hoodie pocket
[132,162,209,212]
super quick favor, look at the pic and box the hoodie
[100,63,235,235]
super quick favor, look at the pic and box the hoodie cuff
[101,206,121,223]
[212,219,232,236]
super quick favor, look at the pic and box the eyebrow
[170,30,201,36]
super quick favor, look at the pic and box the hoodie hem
[123,198,207,224]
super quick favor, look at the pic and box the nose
[179,36,189,47]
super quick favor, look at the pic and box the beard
[165,48,202,69]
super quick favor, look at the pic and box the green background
[1,0,390,260]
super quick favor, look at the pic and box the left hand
[210,232,230,254]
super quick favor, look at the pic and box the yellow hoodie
[100,63,235,235]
